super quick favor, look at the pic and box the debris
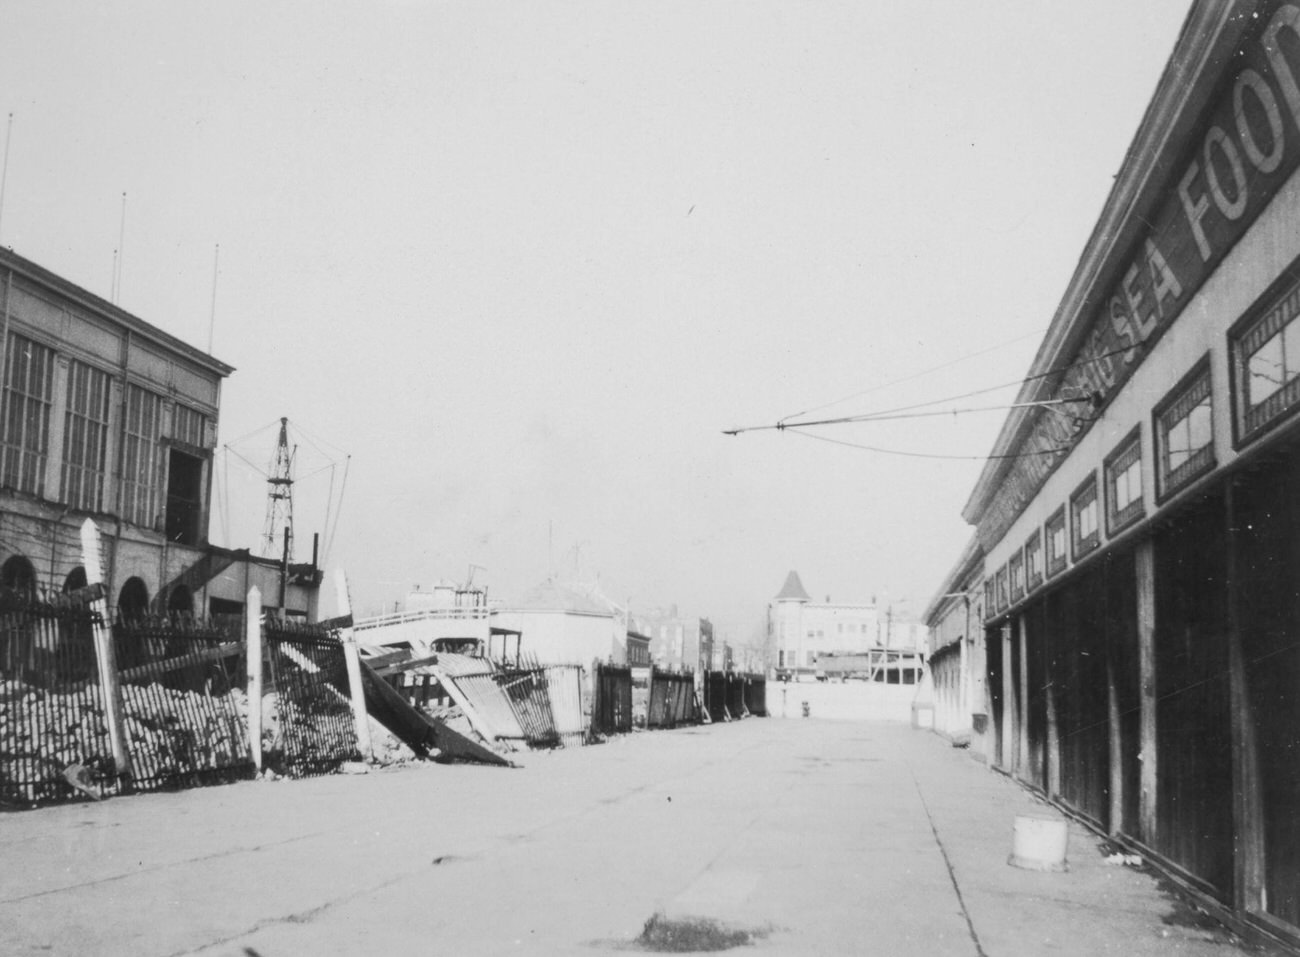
[1104,852,1143,867]
[338,761,369,775]
[61,763,101,801]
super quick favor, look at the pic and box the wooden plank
[373,652,443,677]
[1017,617,1030,779]
[1107,655,1123,836]
[1001,623,1014,772]
[359,659,514,767]
[1135,538,1158,845]
[118,641,242,683]
[1224,481,1265,912]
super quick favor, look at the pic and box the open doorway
[165,449,204,545]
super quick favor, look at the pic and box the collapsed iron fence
[114,616,252,791]
[2,584,363,806]
[263,618,360,777]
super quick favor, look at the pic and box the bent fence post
[246,586,263,773]
[335,570,372,761]
[80,518,132,782]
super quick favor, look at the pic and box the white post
[335,570,372,760]
[246,586,263,773]
[80,518,132,781]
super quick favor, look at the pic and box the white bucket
[1008,815,1068,872]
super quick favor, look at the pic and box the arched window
[1,555,37,600]
[117,577,149,622]
[167,584,193,618]
[58,566,95,683]
[114,577,151,669]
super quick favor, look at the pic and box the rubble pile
[0,679,113,803]
[118,682,249,783]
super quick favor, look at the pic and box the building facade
[927,1,1300,941]
[767,570,880,678]
[0,248,318,625]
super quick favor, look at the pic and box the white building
[767,571,880,678]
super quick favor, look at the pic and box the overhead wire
[785,427,1070,461]
[779,325,1047,425]
[727,341,1135,437]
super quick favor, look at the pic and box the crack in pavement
[0,828,333,905]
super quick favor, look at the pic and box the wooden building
[926,1,1300,942]
[0,248,320,623]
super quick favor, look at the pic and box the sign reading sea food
[981,2,1300,544]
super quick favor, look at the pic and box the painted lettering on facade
[979,2,1300,545]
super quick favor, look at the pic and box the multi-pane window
[994,566,1009,612]
[1105,431,1144,533]
[1235,281,1300,441]
[1008,551,1025,602]
[1045,508,1067,576]
[172,403,207,448]
[2,334,55,496]
[1156,363,1214,497]
[121,385,163,529]
[62,361,112,512]
[1071,475,1100,558]
[1024,530,1044,591]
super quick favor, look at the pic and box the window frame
[62,359,113,512]
[1070,474,1101,560]
[1154,358,1215,501]
[1045,507,1068,577]
[120,384,164,530]
[1104,427,1144,534]
[1,333,55,497]
[1008,550,1025,603]
[994,565,1009,613]
[1231,264,1300,446]
[1024,528,1044,592]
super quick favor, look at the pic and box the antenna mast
[261,417,295,560]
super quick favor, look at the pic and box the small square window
[1024,530,1043,591]
[1105,429,1144,533]
[1071,474,1100,559]
[1008,551,1024,602]
[1045,508,1067,576]
[1155,360,1214,498]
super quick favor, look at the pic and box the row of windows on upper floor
[0,332,212,538]
[985,263,1300,618]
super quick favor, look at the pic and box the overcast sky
[0,1,1192,638]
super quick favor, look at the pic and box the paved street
[0,717,1280,956]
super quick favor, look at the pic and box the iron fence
[263,618,359,777]
[593,663,633,735]
[113,616,253,792]
[0,590,115,806]
[647,668,698,729]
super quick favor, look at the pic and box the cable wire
[785,427,1069,461]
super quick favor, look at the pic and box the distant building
[767,571,879,677]
[491,578,622,667]
[352,581,491,656]
[642,606,712,675]
[0,248,319,627]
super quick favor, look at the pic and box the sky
[0,1,1193,641]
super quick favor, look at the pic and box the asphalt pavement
[0,714,1285,956]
